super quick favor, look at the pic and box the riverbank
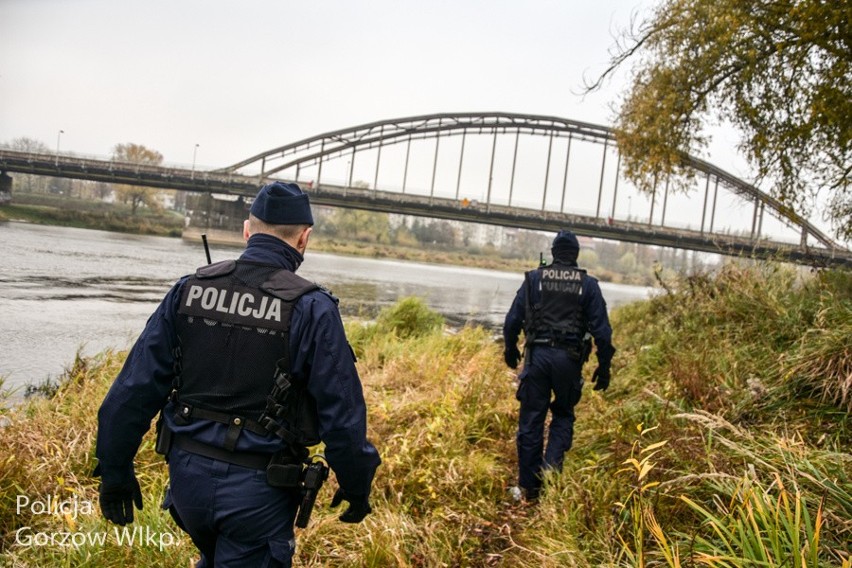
[2,264,849,566]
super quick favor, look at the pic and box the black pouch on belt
[267,463,302,487]
[267,450,304,488]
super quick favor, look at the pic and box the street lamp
[191,143,200,179]
[55,129,64,164]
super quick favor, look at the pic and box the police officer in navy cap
[503,229,615,501]
[95,181,381,566]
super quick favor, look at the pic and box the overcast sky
[1,0,676,169]
[6,0,845,244]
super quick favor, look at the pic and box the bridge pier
[0,171,12,205]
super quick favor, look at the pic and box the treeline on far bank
[310,206,694,286]
[1,262,849,566]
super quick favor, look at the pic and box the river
[0,222,654,395]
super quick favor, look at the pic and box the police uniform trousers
[515,346,584,493]
[163,447,299,568]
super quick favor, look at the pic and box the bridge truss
[219,113,847,264]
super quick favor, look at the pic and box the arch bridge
[1,112,849,266]
[220,112,848,266]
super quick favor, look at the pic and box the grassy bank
[1,265,849,566]
[0,194,184,237]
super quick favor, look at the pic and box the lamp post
[55,129,64,165]
[192,143,200,179]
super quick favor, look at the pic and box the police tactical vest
[524,262,587,341]
[173,259,320,448]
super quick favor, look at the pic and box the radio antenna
[201,234,212,264]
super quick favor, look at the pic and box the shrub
[375,296,445,339]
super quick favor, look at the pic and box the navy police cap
[250,181,314,226]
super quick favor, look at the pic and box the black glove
[99,477,143,526]
[330,488,372,523]
[504,346,521,369]
[592,366,611,391]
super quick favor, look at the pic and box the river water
[0,222,654,395]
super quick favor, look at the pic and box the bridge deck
[1,149,849,267]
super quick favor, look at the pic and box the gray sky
[1,0,664,170]
[9,0,829,243]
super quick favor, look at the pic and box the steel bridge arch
[219,112,838,250]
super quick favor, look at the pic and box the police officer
[95,182,381,567]
[503,229,615,501]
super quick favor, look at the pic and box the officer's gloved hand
[99,477,143,526]
[330,488,372,523]
[592,366,611,391]
[504,346,521,369]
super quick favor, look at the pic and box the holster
[155,413,173,459]
[563,344,583,361]
[581,333,593,364]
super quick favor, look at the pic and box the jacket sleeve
[95,281,182,486]
[582,277,616,365]
[291,292,381,497]
[503,279,528,349]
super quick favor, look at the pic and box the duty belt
[531,337,576,347]
[172,434,274,470]
[530,338,583,359]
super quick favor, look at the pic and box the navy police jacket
[96,233,381,496]
[503,260,614,364]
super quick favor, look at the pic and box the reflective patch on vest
[541,268,583,296]
[185,316,282,336]
[179,282,288,331]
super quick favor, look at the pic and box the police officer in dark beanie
[95,181,381,567]
[503,229,615,502]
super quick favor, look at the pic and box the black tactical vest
[174,259,318,444]
[524,262,587,341]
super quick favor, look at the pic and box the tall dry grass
[1,267,850,567]
[580,263,852,567]
[0,350,192,566]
